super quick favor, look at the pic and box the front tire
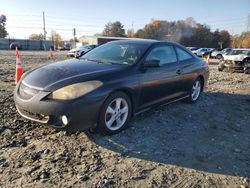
[244,67,249,74]
[98,92,132,135]
[218,62,225,72]
[216,54,223,59]
[185,78,202,103]
[218,66,224,71]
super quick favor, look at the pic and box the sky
[0,0,249,40]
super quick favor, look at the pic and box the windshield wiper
[80,58,127,65]
[80,58,105,64]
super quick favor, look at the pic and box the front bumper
[67,52,76,57]
[14,81,106,132]
[223,60,246,71]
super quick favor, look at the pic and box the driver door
[139,44,184,109]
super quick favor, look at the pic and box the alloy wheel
[104,97,129,131]
[191,80,201,101]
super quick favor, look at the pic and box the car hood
[22,59,124,91]
[212,51,220,55]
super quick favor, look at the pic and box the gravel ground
[0,50,249,188]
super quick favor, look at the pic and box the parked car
[190,47,200,54]
[10,42,21,50]
[218,49,250,73]
[211,48,232,59]
[195,48,214,57]
[76,45,97,58]
[14,40,209,135]
[187,47,199,51]
[67,45,97,58]
[67,48,76,57]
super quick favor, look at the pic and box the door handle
[176,69,182,75]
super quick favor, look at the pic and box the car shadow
[87,91,250,178]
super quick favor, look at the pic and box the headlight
[49,80,103,100]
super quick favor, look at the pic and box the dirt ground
[0,50,249,188]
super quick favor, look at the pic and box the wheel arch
[108,87,136,115]
[243,57,250,63]
[197,75,205,91]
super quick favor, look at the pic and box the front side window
[176,47,193,61]
[146,45,177,65]
[228,50,246,55]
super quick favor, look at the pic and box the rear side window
[176,47,193,61]
[146,45,177,65]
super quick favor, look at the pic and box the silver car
[211,48,232,59]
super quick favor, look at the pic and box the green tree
[103,21,126,37]
[181,24,213,47]
[0,15,8,38]
[29,33,44,40]
[133,17,233,48]
[134,29,147,38]
[135,18,196,41]
[212,30,231,48]
[135,20,169,40]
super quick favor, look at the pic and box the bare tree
[29,33,44,40]
[49,31,63,50]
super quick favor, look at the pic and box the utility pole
[51,30,55,50]
[73,28,76,48]
[247,14,250,32]
[43,11,46,40]
[218,42,223,49]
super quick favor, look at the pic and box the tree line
[102,18,250,49]
[0,14,249,48]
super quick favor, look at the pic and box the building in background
[78,36,134,46]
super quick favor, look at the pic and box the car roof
[110,39,157,45]
[109,39,184,46]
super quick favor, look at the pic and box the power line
[5,12,248,39]
[6,12,247,25]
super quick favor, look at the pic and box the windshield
[221,49,228,53]
[81,42,149,65]
[197,48,206,52]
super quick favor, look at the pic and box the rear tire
[244,68,249,74]
[98,92,132,135]
[243,58,250,74]
[185,78,203,103]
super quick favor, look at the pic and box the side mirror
[144,59,160,67]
